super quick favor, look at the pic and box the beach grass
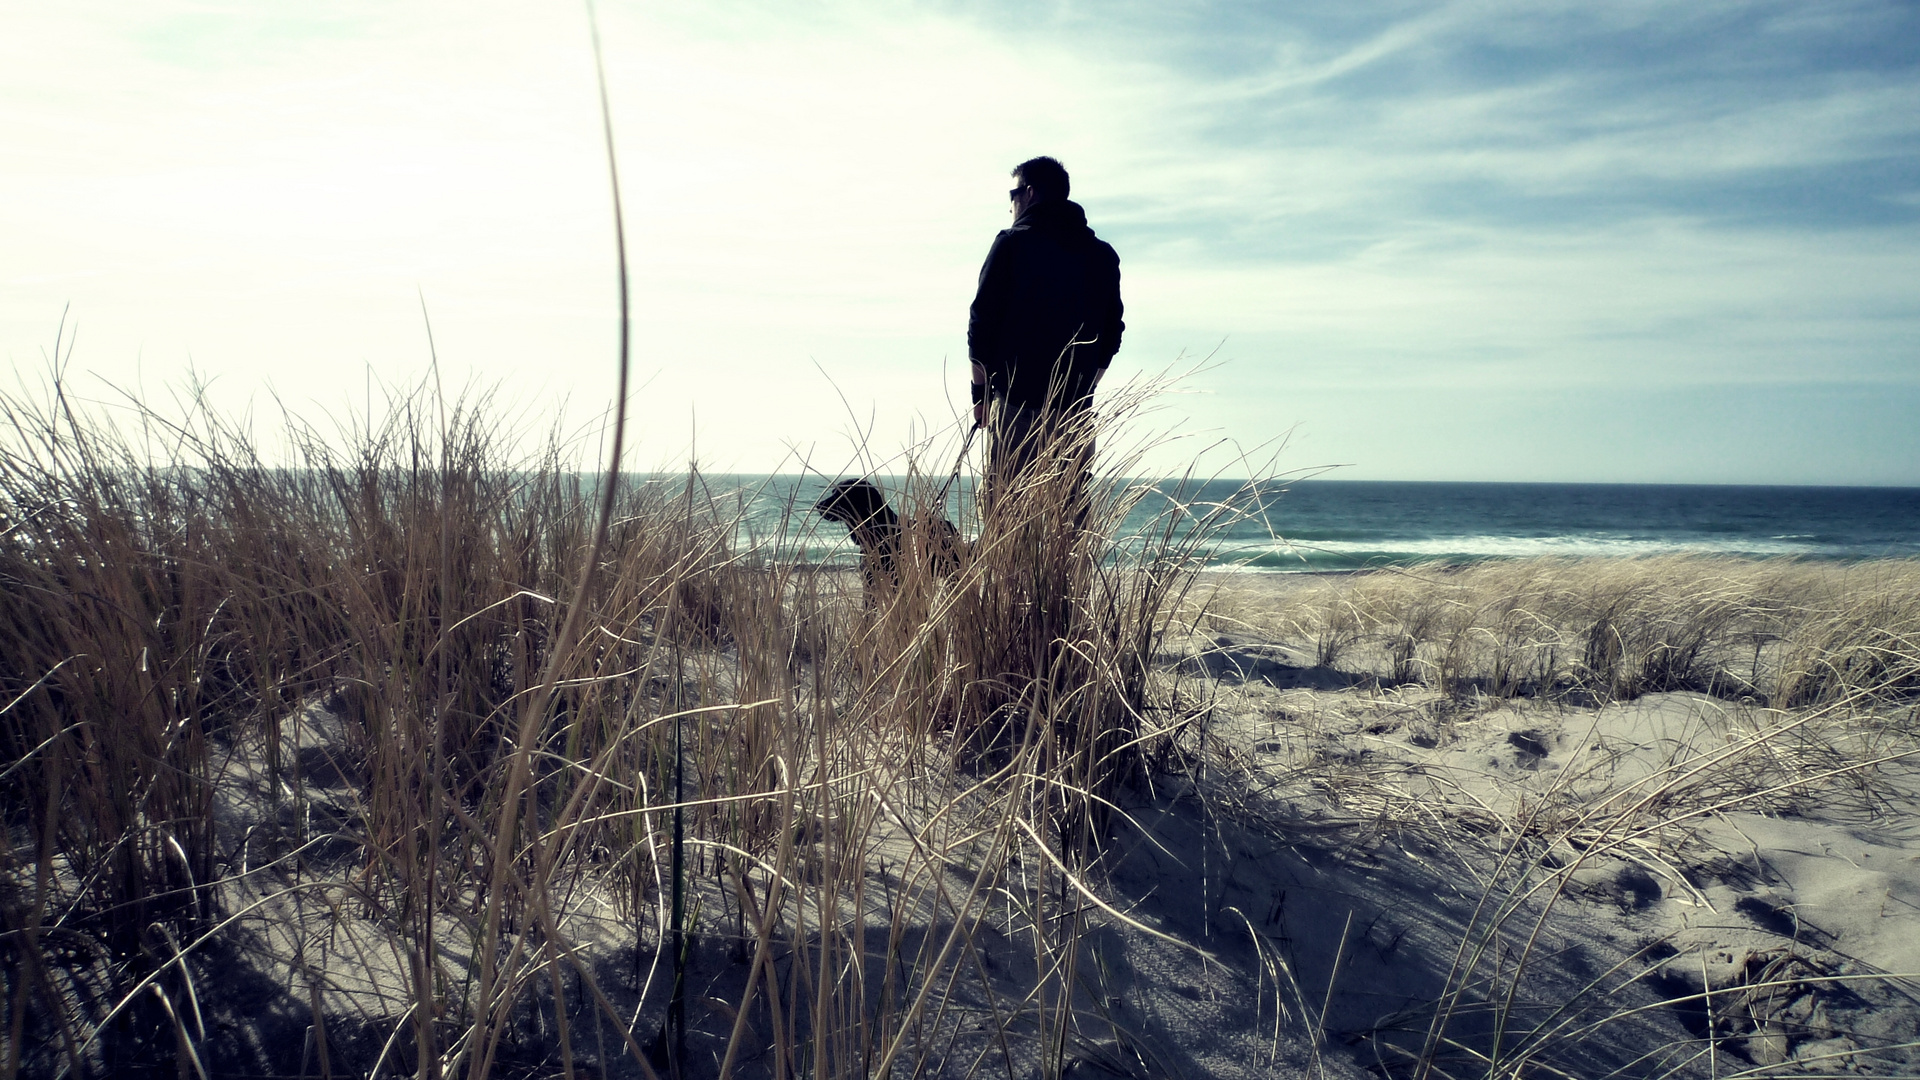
[1198,555,1920,708]
[0,368,1243,1079]
[4,369,1919,1077]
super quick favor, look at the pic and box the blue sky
[4,1,1917,483]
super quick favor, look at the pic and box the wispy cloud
[3,1,1916,480]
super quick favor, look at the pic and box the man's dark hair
[1012,156,1070,202]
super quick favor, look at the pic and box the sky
[4,0,1918,484]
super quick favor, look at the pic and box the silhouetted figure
[814,478,902,586]
[966,156,1124,513]
[813,478,963,600]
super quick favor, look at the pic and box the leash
[933,422,979,512]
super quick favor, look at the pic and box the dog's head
[813,478,898,533]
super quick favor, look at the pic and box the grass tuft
[0,368,1246,1079]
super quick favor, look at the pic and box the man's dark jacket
[968,198,1124,414]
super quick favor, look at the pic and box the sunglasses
[1008,185,1029,201]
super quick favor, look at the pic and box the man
[966,156,1124,508]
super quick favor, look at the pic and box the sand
[67,568,1920,1078]
[1141,570,1920,1074]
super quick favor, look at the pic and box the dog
[813,478,964,595]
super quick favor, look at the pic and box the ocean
[712,477,1920,573]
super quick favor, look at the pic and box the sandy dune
[1137,571,1920,1074]
[60,567,1920,1078]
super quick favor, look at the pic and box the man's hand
[970,360,988,428]
[973,398,987,428]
